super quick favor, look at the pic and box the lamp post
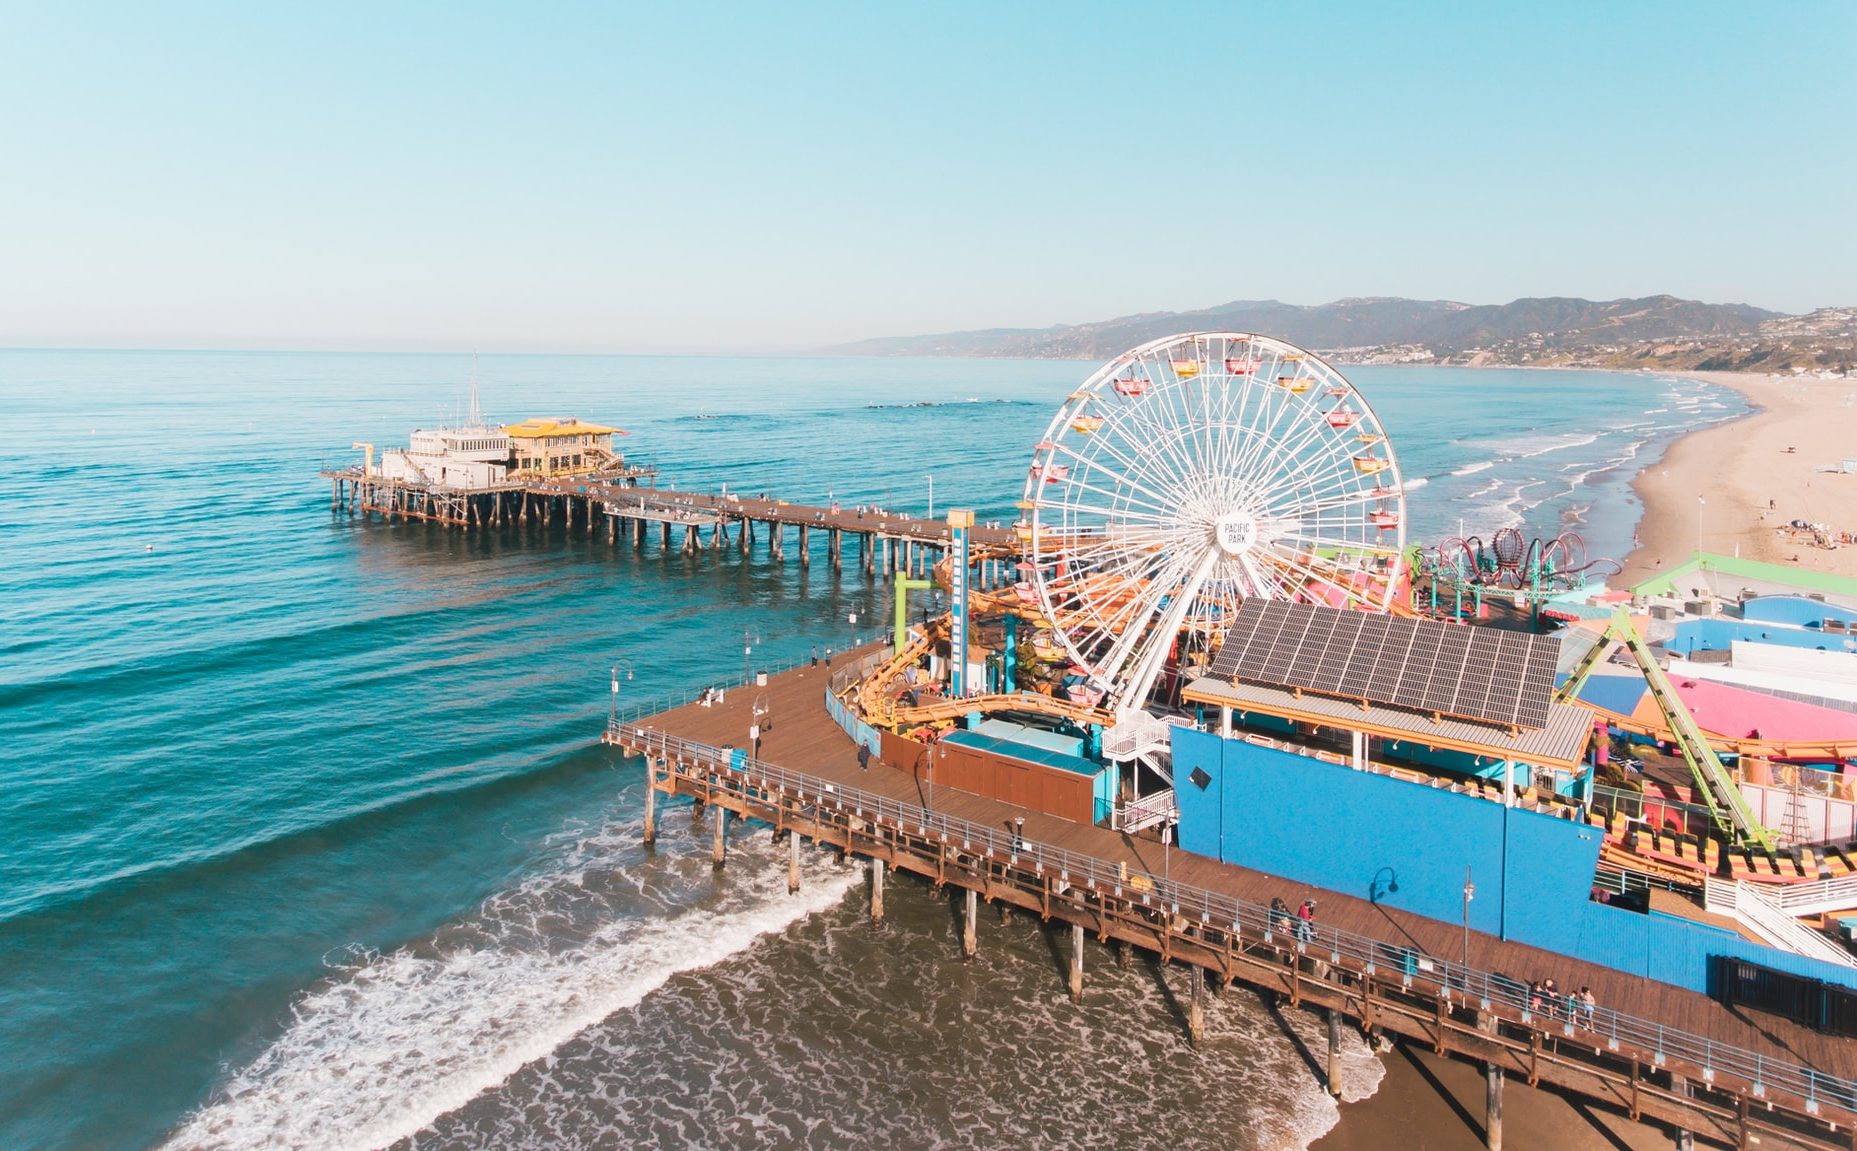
[1696,495,1706,554]
[848,611,858,651]
[742,627,761,686]
[609,659,635,728]
[1461,865,1476,976]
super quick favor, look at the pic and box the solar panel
[1210,600,1561,731]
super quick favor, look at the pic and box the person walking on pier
[1295,899,1316,944]
[1578,986,1597,1026]
[1271,897,1293,936]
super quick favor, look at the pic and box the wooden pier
[607,653,1857,1151]
[322,466,1019,578]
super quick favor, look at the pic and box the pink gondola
[1031,463,1070,483]
[1369,509,1400,530]
[1014,583,1039,604]
[1225,358,1258,375]
[1325,407,1361,429]
[1113,376,1150,397]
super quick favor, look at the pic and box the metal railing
[1705,879,1857,968]
[616,722,1857,1116]
[607,632,895,728]
[1773,873,1857,916]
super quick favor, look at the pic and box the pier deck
[610,652,1857,1151]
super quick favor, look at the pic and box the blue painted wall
[1743,595,1856,628]
[1174,727,1506,935]
[1173,726,1857,995]
[1670,618,1857,655]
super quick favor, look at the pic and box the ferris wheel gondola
[1023,332,1408,717]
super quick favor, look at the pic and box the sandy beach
[1615,371,1857,586]
[1312,1040,1671,1151]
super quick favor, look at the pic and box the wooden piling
[870,857,885,925]
[712,803,727,869]
[642,759,657,846]
[963,887,978,959]
[788,828,801,894]
[1328,1008,1343,1097]
[1478,1058,1502,1149]
[1187,965,1206,1045]
[1069,922,1084,1003]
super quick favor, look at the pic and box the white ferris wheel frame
[1021,332,1407,720]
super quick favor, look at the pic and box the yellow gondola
[1070,414,1105,434]
[1278,375,1312,394]
[1353,454,1389,474]
[1170,358,1200,379]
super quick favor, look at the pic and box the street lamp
[1461,865,1476,975]
[1696,495,1706,554]
[848,611,858,650]
[609,659,635,727]
[743,627,761,685]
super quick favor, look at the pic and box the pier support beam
[1187,965,1206,1046]
[962,888,978,959]
[712,804,727,869]
[1328,1008,1343,1097]
[1485,1061,1503,1150]
[642,760,657,847]
[1670,1074,1692,1151]
[788,829,801,894]
[798,523,810,568]
[870,858,885,924]
[1069,922,1085,1003]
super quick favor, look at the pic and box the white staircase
[1705,878,1857,967]
[1769,873,1857,918]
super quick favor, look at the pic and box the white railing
[1707,879,1857,968]
[1773,873,1857,917]
[1112,788,1177,833]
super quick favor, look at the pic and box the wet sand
[1313,1040,1672,1151]
[1616,371,1857,586]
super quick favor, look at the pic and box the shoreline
[1612,369,1857,586]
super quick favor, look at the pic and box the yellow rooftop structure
[504,417,621,439]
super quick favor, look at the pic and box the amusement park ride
[854,330,1808,857]
[1421,527,1620,624]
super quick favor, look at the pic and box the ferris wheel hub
[1214,511,1261,556]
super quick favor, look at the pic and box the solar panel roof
[1207,600,1560,731]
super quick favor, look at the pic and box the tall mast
[468,352,483,427]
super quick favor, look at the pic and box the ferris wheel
[1022,332,1407,718]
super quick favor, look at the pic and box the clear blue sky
[2,1,1851,353]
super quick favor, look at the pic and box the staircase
[1770,873,1857,918]
[1704,878,1857,967]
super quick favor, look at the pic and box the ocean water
[0,351,1744,1151]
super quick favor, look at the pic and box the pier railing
[615,723,1857,1119]
[608,633,896,727]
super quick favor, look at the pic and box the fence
[617,723,1857,1117]
[607,631,896,728]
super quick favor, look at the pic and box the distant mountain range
[828,295,1857,374]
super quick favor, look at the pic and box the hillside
[828,295,1854,374]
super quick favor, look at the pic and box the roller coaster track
[1558,608,1776,851]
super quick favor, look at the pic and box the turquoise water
[0,351,1743,1150]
